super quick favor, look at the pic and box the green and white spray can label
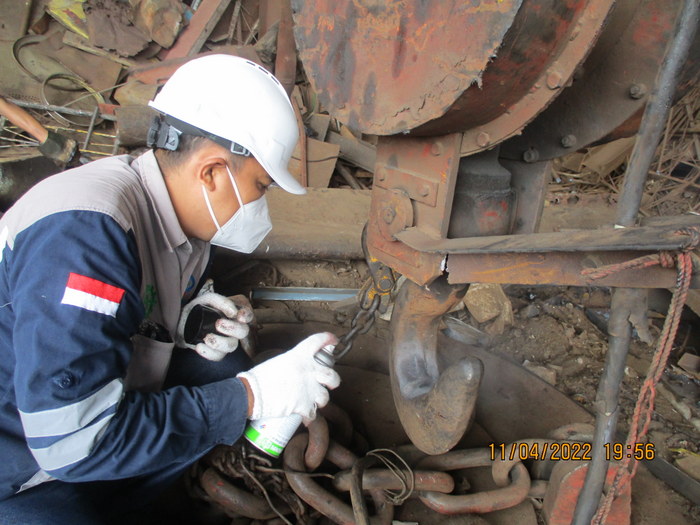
[244,344,336,457]
[244,414,303,457]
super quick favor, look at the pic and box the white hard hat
[149,54,305,195]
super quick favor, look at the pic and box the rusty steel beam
[445,250,700,289]
[397,222,700,254]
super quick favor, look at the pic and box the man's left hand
[176,293,254,361]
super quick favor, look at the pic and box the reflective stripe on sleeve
[19,378,123,438]
[18,470,55,493]
[0,226,9,263]
[28,413,116,471]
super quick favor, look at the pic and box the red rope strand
[584,228,698,524]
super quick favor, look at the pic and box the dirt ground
[210,253,699,524]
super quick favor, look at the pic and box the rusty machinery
[292,0,700,523]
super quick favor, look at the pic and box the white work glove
[237,332,341,423]
[176,291,254,361]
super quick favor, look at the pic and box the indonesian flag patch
[61,272,125,317]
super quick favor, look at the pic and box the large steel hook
[390,276,483,455]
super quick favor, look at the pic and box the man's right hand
[237,332,340,423]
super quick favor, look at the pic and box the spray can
[244,345,336,457]
[183,304,222,345]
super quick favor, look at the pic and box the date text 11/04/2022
[488,442,657,462]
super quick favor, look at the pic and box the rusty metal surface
[501,159,551,235]
[418,461,531,515]
[450,0,614,150]
[304,415,329,471]
[161,0,231,59]
[333,469,455,493]
[445,250,700,288]
[545,461,632,525]
[415,448,493,471]
[447,149,516,238]
[397,221,700,254]
[200,467,286,519]
[284,434,392,525]
[274,0,297,96]
[366,134,461,286]
[292,0,522,135]
[502,0,700,161]
[251,187,370,260]
[390,276,483,455]
[293,1,615,146]
[574,4,699,519]
[284,434,357,525]
[348,456,395,525]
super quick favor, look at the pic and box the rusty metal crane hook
[390,276,483,455]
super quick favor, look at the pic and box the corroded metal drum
[293,0,698,158]
[292,0,614,147]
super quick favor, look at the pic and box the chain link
[334,292,381,360]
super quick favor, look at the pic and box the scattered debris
[552,85,700,218]
[674,452,700,482]
[463,283,514,335]
[0,0,383,197]
[657,383,700,433]
[678,352,700,379]
[523,360,558,386]
[84,0,151,57]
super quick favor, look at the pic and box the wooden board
[288,137,340,189]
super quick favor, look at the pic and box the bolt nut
[522,148,540,163]
[629,83,647,100]
[378,278,393,291]
[382,207,396,225]
[560,134,577,148]
[377,168,387,181]
[476,131,491,148]
[431,143,443,156]
[419,185,431,197]
[546,71,562,90]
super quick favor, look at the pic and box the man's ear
[192,145,230,192]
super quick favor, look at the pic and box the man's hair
[155,135,244,172]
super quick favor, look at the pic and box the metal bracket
[366,133,462,286]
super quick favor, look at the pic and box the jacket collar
[134,150,188,252]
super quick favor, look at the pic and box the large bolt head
[382,207,396,224]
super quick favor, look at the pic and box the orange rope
[584,227,698,524]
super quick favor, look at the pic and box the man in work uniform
[0,55,340,523]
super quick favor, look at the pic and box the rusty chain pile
[186,402,538,524]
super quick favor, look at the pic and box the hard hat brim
[265,164,307,195]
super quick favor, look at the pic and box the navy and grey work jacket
[0,150,248,500]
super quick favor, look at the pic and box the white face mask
[202,165,272,253]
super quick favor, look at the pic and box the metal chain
[323,222,398,364]
[329,292,381,362]
[191,403,534,522]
